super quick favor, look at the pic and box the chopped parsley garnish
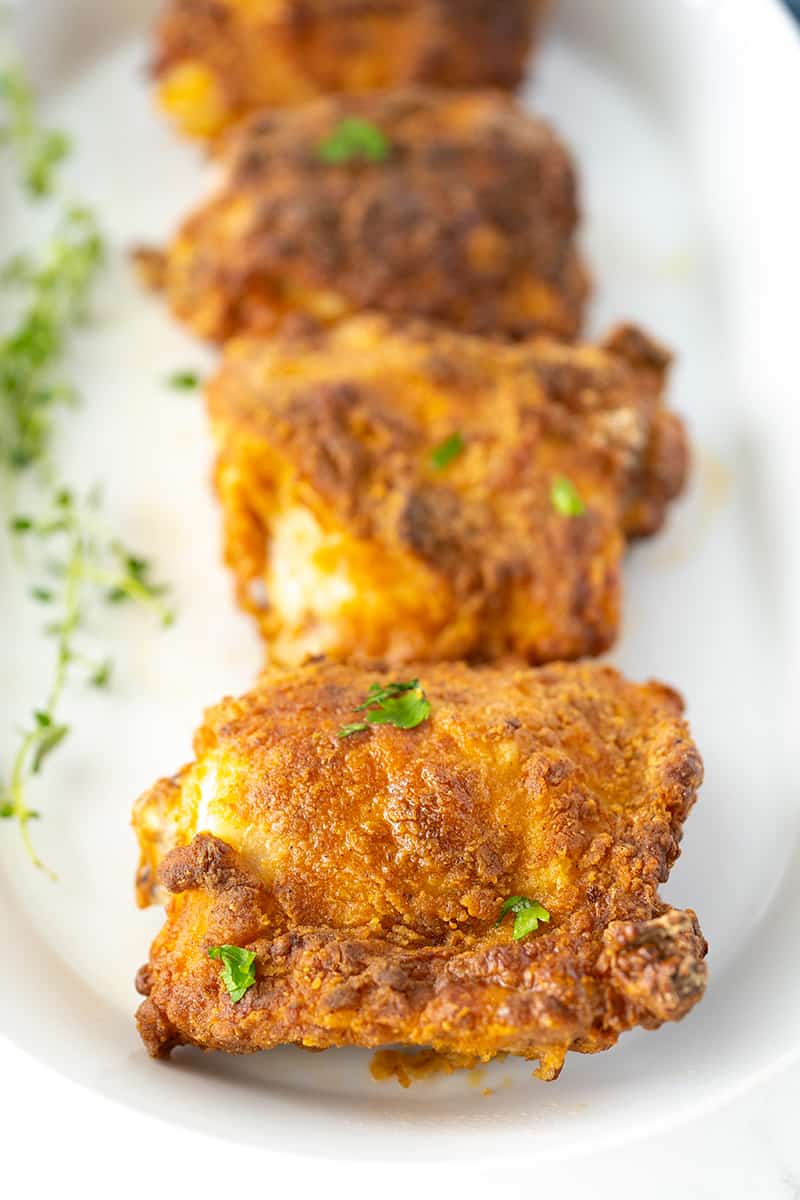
[167,369,201,391]
[430,431,465,471]
[317,117,391,165]
[208,944,257,1003]
[550,476,585,517]
[496,895,551,941]
[338,678,431,738]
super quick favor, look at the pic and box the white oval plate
[1,0,799,1165]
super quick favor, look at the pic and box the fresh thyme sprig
[0,66,70,197]
[0,59,175,872]
[0,206,104,471]
[1,487,173,872]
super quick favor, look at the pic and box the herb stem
[47,529,82,711]
[7,522,81,874]
[8,730,49,874]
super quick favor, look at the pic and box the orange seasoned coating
[207,315,688,667]
[133,659,707,1076]
[164,88,588,342]
[153,0,551,140]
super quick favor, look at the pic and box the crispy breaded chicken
[153,0,551,140]
[133,660,707,1077]
[208,315,687,667]
[165,88,587,341]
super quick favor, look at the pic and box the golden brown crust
[133,659,707,1073]
[165,88,587,341]
[153,0,550,139]
[598,909,708,1026]
[207,315,688,666]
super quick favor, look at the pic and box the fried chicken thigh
[153,0,550,140]
[209,315,687,667]
[164,88,587,341]
[133,660,707,1076]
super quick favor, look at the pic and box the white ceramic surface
[1,0,798,1165]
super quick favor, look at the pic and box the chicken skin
[208,315,687,667]
[153,0,551,140]
[164,88,587,342]
[133,659,707,1077]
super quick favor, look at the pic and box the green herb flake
[167,369,201,391]
[89,659,112,689]
[430,431,465,471]
[550,476,585,518]
[496,895,550,941]
[317,117,391,165]
[208,944,257,1003]
[30,719,70,774]
[338,678,431,738]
